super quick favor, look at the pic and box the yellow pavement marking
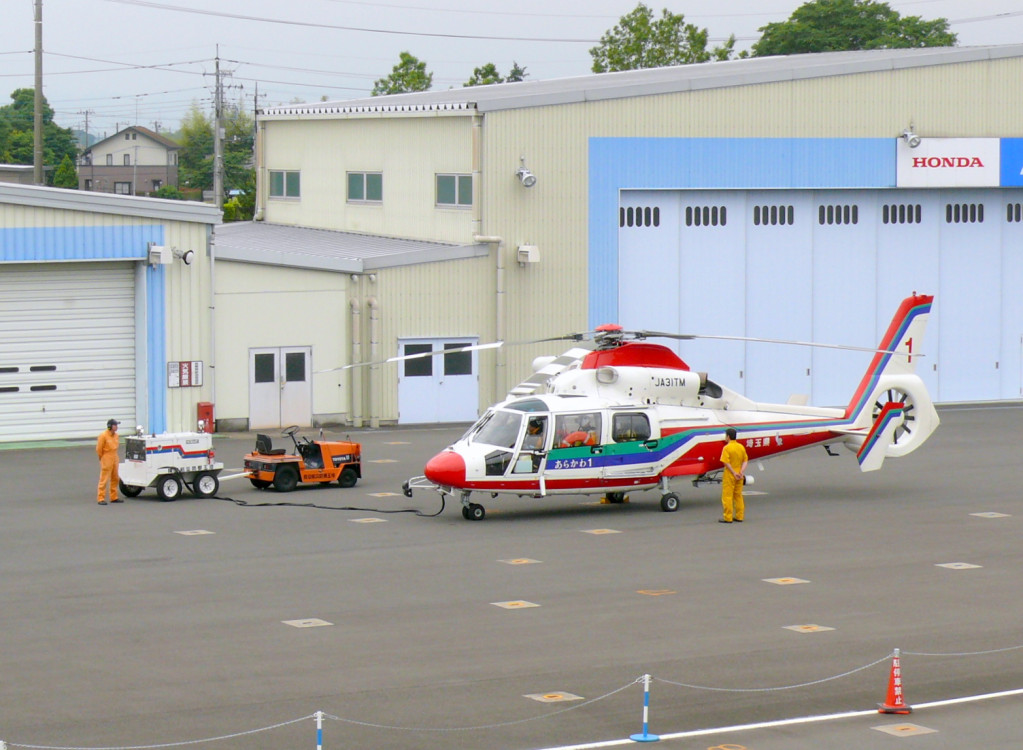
[872,723,937,737]
[369,492,401,497]
[175,530,215,535]
[783,624,835,633]
[581,528,621,535]
[971,511,1010,518]
[637,589,676,596]
[936,562,982,569]
[499,558,542,565]
[383,441,410,445]
[524,692,583,703]
[350,518,387,523]
[492,600,540,609]
[763,577,810,585]
[282,618,333,628]
[369,459,398,463]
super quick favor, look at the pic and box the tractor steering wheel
[282,425,300,437]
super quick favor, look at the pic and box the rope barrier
[4,643,1022,749]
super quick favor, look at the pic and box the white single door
[249,346,312,429]
[397,337,478,424]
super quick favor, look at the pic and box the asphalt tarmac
[1,405,1022,750]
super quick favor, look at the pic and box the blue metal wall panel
[588,138,895,327]
[146,264,167,433]
[0,225,162,262]
[1001,139,1023,187]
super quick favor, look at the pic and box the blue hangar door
[618,189,1023,405]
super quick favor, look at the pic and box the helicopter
[401,293,939,521]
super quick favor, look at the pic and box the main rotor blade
[314,341,504,373]
[637,330,919,357]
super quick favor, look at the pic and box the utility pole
[213,46,224,208]
[79,109,94,190]
[33,0,43,185]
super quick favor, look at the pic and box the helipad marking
[637,589,676,596]
[581,528,621,535]
[350,517,387,523]
[369,459,398,463]
[492,600,540,609]
[764,577,810,585]
[499,558,542,565]
[784,624,835,633]
[369,492,400,497]
[872,722,937,737]
[742,490,767,496]
[282,618,333,628]
[175,530,215,535]
[936,562,982,569]
[524,692,583,703]
[971,511,1010,518]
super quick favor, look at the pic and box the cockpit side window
[472,411,521,449]
[612,413,651,443]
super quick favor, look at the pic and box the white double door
[249,346,312,429]
[397,337,479,424]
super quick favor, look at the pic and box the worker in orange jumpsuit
[96,418,121,505]
[719,427,748,523]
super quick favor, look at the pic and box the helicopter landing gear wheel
[606,491,626,504]
[660,492,680,512]
[462,503,485,521]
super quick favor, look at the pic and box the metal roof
[0,183,222,224]
[213,221,490,273]
[262,45,1023,118]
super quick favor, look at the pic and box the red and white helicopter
[401,294,939,520]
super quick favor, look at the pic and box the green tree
[52,154,78,188]
[507,62,528,83]
[590,3,735,73]
[464,61,529,87]
[176,100,255,212]
[0,88,78,181]
[372,52,433,95]
[154,184,185,200]
[177,103,213,192]
[752,0,956,56]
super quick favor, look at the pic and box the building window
[1007,203,1023,223]
[347,171,382,203]
[620,206,661,228]
[818,204,858,225]
[84,179,92,191]
[269,170,301,199]
[152,179,162,191]
[123,154,131,166]
[882,204,922,224]
[685,205,726,227]
[444,343,472,376]
[106,154,113,166]
[125,133,130,140]
[945,203,984,224]
[753,205,795,226]
[114,182,132,195]
[436,174,472,207]
[403,344,433,377]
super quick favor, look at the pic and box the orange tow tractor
[244,425,362,492]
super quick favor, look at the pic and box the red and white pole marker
[878,648,913,714]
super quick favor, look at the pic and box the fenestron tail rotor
[873,387,917,447]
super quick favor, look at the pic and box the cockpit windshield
[471,410,522,449]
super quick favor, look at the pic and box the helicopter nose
[424,450,466,487]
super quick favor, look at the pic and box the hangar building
[233,44,1023,429]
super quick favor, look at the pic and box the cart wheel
[156,475,183,501]
[119,481,143,498]
[249,478,271,490]
[192,472,220,498]
[273,465,299,492]
[338,467,358,488]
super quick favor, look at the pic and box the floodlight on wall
[172,248,195,265]
[902,128,921,148]
[516,156,537,188]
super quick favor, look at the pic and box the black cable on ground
[212,493,447,517]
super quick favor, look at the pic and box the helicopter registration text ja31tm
[402,294,939,521]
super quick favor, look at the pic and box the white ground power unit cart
[118,431,224,501]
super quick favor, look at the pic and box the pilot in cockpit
[522,417,546,450]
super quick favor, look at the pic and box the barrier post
[878,648,912,714]
[630,673,660,743]
[315,710,324,749]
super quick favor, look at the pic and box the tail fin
[841,294,939,471]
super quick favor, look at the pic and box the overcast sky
[1,0,1021,139]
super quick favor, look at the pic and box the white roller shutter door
[0,263,136,441]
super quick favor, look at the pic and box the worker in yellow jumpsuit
[719,427,748,523]
[96,418,121,505]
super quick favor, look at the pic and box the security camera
[516,167,537,188]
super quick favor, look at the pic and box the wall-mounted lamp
[516,156,537,188]
[172,248,195,265]
[901,128,921,149]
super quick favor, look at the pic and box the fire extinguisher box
[197,402,214,434]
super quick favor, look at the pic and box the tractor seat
[255,434,287,456]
